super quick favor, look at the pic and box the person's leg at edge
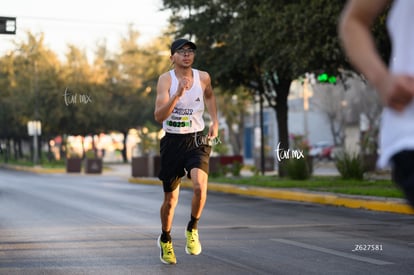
[185,168,208,255]
[392,150,414,208]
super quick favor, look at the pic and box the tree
[215,86,250,155]
[0,28,173,163]
[312,82,347,147]
[161,0,389,176]
[0,32,64,161]
[97,27,171,162]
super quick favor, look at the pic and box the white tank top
[163,69,205,134]
[378,0,414,167]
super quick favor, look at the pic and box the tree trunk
[18,139,23,159]
[4,138,11,163]
[121,131,128,163]
[13,138,19,160]
[228,122,241,155]
[274,79,290,178]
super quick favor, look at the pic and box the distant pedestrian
[339,0,414,207]
[154,38,219,264]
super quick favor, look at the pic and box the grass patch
[210,175,404,199]
[2,159,34,167]
[41,159,66,168]
[1,158,66,169]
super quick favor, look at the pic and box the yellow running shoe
[157,235,177,264]
[185,229,202,255]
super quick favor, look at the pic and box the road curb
[128,177,414,216]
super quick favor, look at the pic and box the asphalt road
[1,168,413,275]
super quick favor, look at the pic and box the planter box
[131,156,162,177]
[209,156,221,174]
[85,158,103,174]
[209,155,244,175]
[132,156,151,177]
[66,158,82,173]
[255,156,276,172]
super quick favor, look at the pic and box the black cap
[170,38,196,55]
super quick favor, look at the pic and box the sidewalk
[2,162,412,215]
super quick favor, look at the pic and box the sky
[0,0,172,60]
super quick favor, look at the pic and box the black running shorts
[158,131,212,192]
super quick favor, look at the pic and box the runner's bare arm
[201,71,219,138]
[339,0,414,111]
[339,0,389,88]
[154,73,180,123]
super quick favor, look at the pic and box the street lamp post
[303,79,310,140]
[253,90,265,176]
[303,73,315,141]
[259,91,265,175]
[31,46,40,165]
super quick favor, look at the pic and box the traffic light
[0,17,16,34]
[317,73,336,84]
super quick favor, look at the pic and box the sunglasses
[175,48,196,55]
